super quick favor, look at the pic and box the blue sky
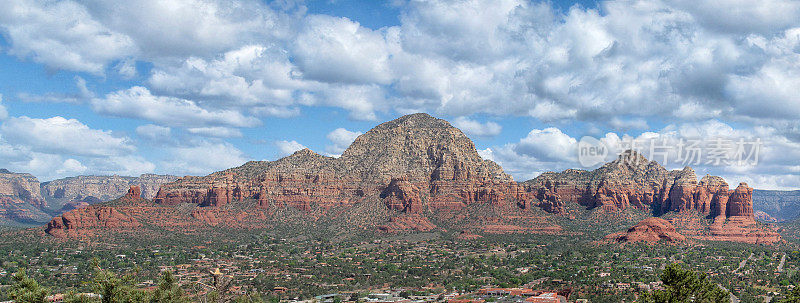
[0,0,799,190]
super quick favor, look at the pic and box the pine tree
[7,269,50,303]
[639,263,730,303]
[150,271,188,303]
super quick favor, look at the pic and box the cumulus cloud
[162,141,248,176]
[91,86,260,128]
[0,0,135,73]
[452,117,502,137]
[0,116,134,157]
[293,15,393,85]
[2,0,800,185]
[490,120,800,189]
[2,0,800,127]
[513,128,578,163]
[667,0,800,34]
[148,45,302,109]
[82,0,283,59]
[325,128,362,156]
[275,140,307,156]
[0,116,153,180]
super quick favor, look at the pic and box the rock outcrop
[45,206,140,238]
[529,151,780,244]
[154,113,530,214]
[608,217,686,243]
[754,211,777,223]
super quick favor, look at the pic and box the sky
[0,0,799,190]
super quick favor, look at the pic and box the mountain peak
[375,113,451,130]
[332,113,510,182]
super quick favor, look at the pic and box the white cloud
[293,15,392,85]
[667,0,800,34]
[609,117,649,131]
[452,117,502,137]
[115,58,137,78]
[162,141,248,176]
[325,128,362,156]
[82,0,283,59]
[477,148,494,161]
[17,76,94,103]
[91,86,260,128]
[0,0,135,73]
[2,0,799,128]
[148,45,302,109]
[186,127,243,138]
[0,116,134,157]
[0,116,154,181]
[275,140,306,156]
[56,158,88,176]
[513,128,578,163]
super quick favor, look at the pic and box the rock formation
[45,206,140,238]
[43,114,778,244]
[529,151,780,244]
[754,211,777,222]
[608,217,686,243]
[154,113,529,214]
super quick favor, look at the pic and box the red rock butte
[608,217,686,243]
[43,113,781,244]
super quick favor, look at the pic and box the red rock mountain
[153,113,526,213]
[44,114,778,244]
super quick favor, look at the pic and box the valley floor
[1,229,799,303]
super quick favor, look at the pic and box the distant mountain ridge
[753,190,800,222]
[44,113,779,245]
[0,171,177,226]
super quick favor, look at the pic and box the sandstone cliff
[527,151,783,244]
[0,169,49,224]
[44,114,777,244]
[0,169,44,205]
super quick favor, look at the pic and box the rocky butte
[44,113,780,244]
